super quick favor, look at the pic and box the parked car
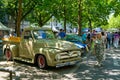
[2,27,81,69]
[64,34,88,57]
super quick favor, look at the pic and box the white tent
[93,27,102,32]
[0,22,10,30]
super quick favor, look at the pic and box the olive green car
[3,27,81,69]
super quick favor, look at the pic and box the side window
[33,30,46,39]
[40,31,46,39]
[43,31,54,39]
[33,30,54,39]
[24,31,31,39]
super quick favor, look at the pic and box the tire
[37,55,47,69]
[5,49,12,61]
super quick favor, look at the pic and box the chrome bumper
[56,60,80,68]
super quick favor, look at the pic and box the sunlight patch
[104,69,120,76]
[0,61,14,65]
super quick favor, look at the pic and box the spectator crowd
[81,29,120,67]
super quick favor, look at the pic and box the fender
[34,48,54,66]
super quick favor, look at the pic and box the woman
[94,33,105,66]
[101,31,107,50]
[113,32,120,48]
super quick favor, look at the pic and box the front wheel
[5,49,12,61]
[37,55,47,69]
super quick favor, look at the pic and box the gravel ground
[0,46,120,80]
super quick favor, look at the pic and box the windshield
[33,30,55,39]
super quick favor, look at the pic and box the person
[87,30,91,42]
[113,32,120,48]
[106,32,112,49]
[3,31,9,38]
[41,31,46,39]
[119,31,120,44]
[86,35,96,65]
[101,31,107,50]
[10,31,17,37]
[111,32,114,47]
[58,29,66,39]
[94,33,105,66]
[87,33,105,67]
[86,30,92,46]
[82,31,87,44]
[92,30,97,36]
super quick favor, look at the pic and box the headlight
[55,54,61,61]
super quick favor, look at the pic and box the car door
[19,31,34,58]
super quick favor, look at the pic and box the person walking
[87,33,105,67]
[101,31,107,50]
[106,32,112,49]
[94,33,105,66]
[113,32,120,48]
[86,34,96,65]
[101,31,107,61]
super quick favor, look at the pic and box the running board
[13,57,33,63]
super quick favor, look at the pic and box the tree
[0,0,7,23]
[78,0,82,35]
[108,15,120,28]
[16,0,22,37]
[82,0,111,29]
[4,0,38,35]
[2,0,120,34]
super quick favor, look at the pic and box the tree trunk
[78,0,82,36]
[38,13,43,27]
[64,6,66,33]
[88,17,92,32]
[16,0,22,37]
[62,0,66,33]
[15,19,17,33]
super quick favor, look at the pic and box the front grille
[59,51,80,60]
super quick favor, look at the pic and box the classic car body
[64,34,88,56]
[3,27,81,69]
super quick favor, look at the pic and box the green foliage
[108,14,120,28]
[1,0,120,30]
[82,0,111,28]
[0,0,7,23]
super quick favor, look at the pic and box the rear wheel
[5,49,12,61]
[37,55,47,69]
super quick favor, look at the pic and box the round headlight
[55,54,61,61]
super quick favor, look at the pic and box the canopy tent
[0,22,10,30]
[93,27,102,32]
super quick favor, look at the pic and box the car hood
[68,41,87,48]
[34,39,79,51]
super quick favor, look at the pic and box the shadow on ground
[0,47,120,80]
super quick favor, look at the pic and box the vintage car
[64,34,88,57]
[2,27,81,69]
